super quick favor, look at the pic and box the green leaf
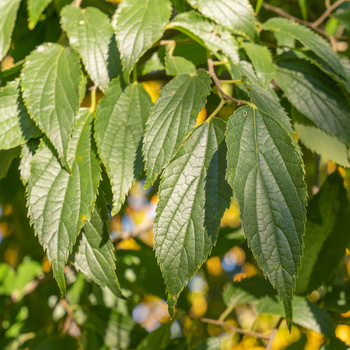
[85,306,147,350]
[292,108,350,168]
[19,139,40,185]
[143,70,211,188]
[335,3,350,30]
[0,147,20,181]
[321,338,350,350]
[275,59,350,146]
[187,0,256,39]
[21,43,83,167]
[298,0,308,21]
[154,118,232,315]
[61,6,117,90]
[165,54,196,76]
[242,42,276,89]
[226,106,307,329]
[0,0,21,61]
[169,11,240,64]
[27,110,100,296]
[95,78,152,215]
[112,0,172,81]
[0,80,41,150]
[296,172,350,295]
[264,18,346,78]
[136,321,172,350]
[256,296,335,337]
[27,0,53,29]
[223,275,276,308]
[72,195,123,298]
[30,335,79,350]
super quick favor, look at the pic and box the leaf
[169,11,240,64]
[19,139,40,185]
[21,43,83,168]
[264,18,346,78]
[27,0,53,29]
[242,42,276,89]
[187,0,256,39]
[143,70,211,188]
[292,108,350,168]
[136,321,172,350]
[0,0,21,61]
[165,54,196,76]
[27,110,100,295]
[335,3,350,30]
[72,195,123,298]
[0,80,41,150]
[256,296,335,337]
[154,118,232,315]
[112,0,172,81]
[321,338,350,350]
[275,59,350,146]
[61,6,117,90]
[0,147,20,181]
[298,0,308,21]
[95,78,152,215]
[296,172,350,295]
[226,106,307,329]
[223,275,276,308]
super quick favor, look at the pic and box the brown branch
[266,318,283,350]
[190,313,270,340]
[312,0,346,28]
[207,58,245,106]
[60,299,80,334]
[73,0,83,7]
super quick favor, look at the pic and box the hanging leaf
[143,70,211,188]
[155,118,231,315]
[0,0,21,61]
[112,0,172,81]
[187,0,256,39]
[264,18,346,78]
[19,139,40,185]
[275,59,350,146]
[61,6,118,90]
[21,43,83,168]
[27,0,53,29]
[72,195,123,298]
[0,80,41,150]
[226,106,307,329]
[27,110,100,295]
[95,78,152,215]
[165,54,196,76]
[0,147,20,181]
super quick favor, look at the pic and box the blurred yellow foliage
[336,325,350,345]
[117,237,141,250]
[141,81,164,103]
[207,256,223,276]
[222,202,241,228]
[272,324,301,350]
[305,330,324,350]
[4,247,18,266]
[196,107,207,125]
[42,255,51,273]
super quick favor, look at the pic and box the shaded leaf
[0,0,21,60]
[256,296,335,337]
[264,18,346,78]
[72,196,123,298]
[27,0,53,29]
[61,6,117,90]
[187,0,256,39]
[0,80,41,150]
[27,110,100,295]
[19,139,40,185]
[275,59,350,146]
[95,78,152,215]
[296,172,350,294]
[112,0,172,80]
[0,147,20,181]
[165,54,196,76]
[154,118,231,315]
[143,70,211,188]
[136,321,172,350]
[21,43,83,167]
[226,106,306,328]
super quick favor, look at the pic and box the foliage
[0,0,350,349]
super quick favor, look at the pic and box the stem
[208,99,226,120]
[266,318,283,350]
[220,80,243,84]
[312,0,346,27]
[207,58,247,106]
[73,0,83,7]
[218,303,235,322]
[190,313,270,340]
[89,86,97,113]
[133,65,138,83]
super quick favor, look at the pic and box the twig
[190,313,270,340]
[60,298,80,334]
[73,0,83,7]
[207,58,245,106]
[312,0,346,27]
[266,318,283,350]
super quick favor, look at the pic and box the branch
[190,313,270,340]
[312,0,346,28]
[207,58,245,106]
[266,318,283,350]
[73,0,83,7]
